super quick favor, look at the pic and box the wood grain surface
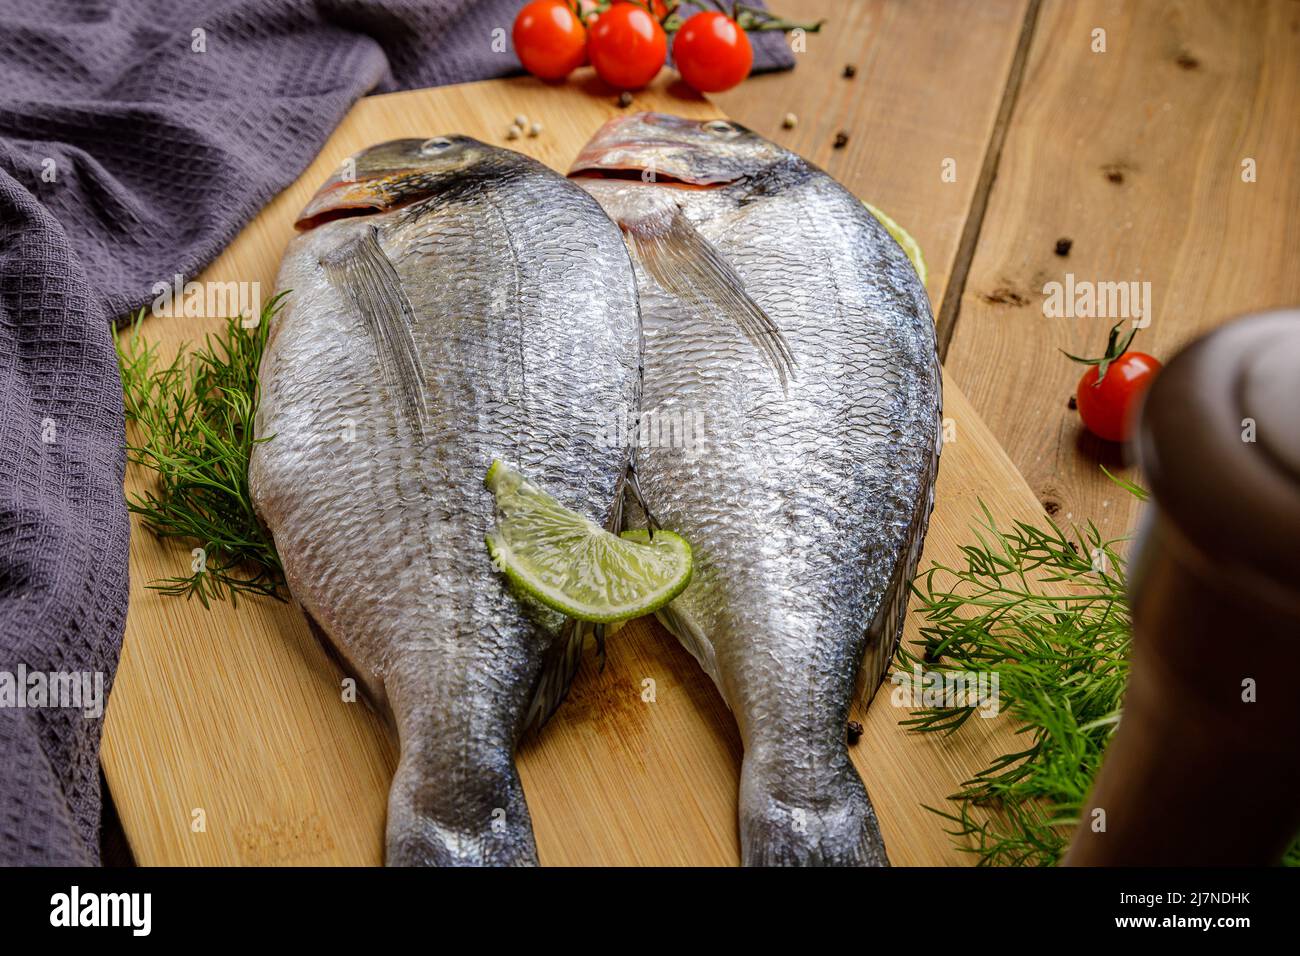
[102,60,1047,865]
[943,0,1300,541]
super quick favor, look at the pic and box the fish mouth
[296,136,487,230]
[567,138,738,188]
[294,170,428,231]
[567,164,733,189]
[567,114,744,188]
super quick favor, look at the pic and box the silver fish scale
[250,153,640,866]
[581,162,940,866]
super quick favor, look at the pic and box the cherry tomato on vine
[513,0,588,80]
[673,11,753,93]
[575,1,602,64]
[587,3,668,90]
[615,0,670,17]
[1075,351,1162,442]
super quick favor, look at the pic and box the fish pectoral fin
[321,224,429,438]
[625,206,795,389]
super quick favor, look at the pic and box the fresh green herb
[904,488,1299,865]
[113,295,286,608]
[1101,465,1149,501]
[899,503,1130,865]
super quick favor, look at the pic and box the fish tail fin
[384,669,538,867]
[385,740,537,866]
[738,754,889,867]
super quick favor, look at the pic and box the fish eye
[702,120,735,136]
[420,137,454,155]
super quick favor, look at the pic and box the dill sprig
[113,294,286,608]
[899,505,1129,865]
[904,493,1300,866]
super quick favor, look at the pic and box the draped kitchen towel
[0,1,793,864]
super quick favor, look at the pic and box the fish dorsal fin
[625,206,795,388]
[856,389,943,707]
[322,225,429,439]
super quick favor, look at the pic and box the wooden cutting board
[103,73,1050,866]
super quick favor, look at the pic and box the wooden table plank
[944,0,1300,540]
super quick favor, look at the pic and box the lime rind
[485,460,693,624]
[864,202,928,287]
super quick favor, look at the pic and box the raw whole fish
[250,137,641,865]
[571,113,942,866]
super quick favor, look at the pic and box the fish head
[567,112,783,187]
[295,136,494,230]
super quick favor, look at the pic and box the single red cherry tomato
[673,11,753,93]
[1076,351,1163,442]
[587,3,668,90]
[513,0,587,81]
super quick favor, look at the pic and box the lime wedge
[485,460,692,624]
[865,202,928,287]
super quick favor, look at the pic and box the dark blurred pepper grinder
[1066,309,1300,866]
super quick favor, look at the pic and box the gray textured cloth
[0,1,791,864]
